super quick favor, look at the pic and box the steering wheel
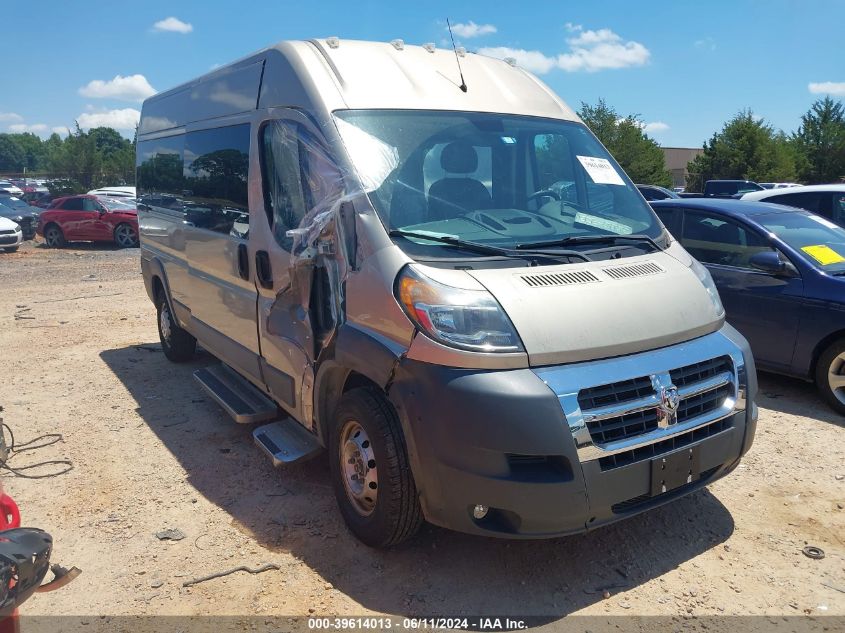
[527,189,560,204]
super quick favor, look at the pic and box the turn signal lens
[395,265,524,353]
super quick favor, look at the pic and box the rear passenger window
[136,134,185,215]
[681,211,774,268]
[61,198,83,211]
[260,120,343,250]
[767,192,824,213]
[183,124,250,238]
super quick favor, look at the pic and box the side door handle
[237,243,249,281]
[255,250,273,289]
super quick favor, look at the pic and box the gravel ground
[0,240,842,623]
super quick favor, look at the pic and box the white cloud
[152,16,193,34]
[0,112,23,123]
[479,25,650,74]
[474,46,558,74]
[76,108,141,131]
[52,126,70,137]
[694,37,717,51]
[808,81,845,96]
[643,121,669,134]
[79,74,156,102]
[450,21,497,39]
[8,123,48,134]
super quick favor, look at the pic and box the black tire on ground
[44,224,66,248]
[114,222,139,248]
[156,291,196,362]
[330,387,423,547]
[815,338,845,415]
[3,246,19,253]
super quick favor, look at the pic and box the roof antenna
[446,18,468,93]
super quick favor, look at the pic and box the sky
[0,0,843,147]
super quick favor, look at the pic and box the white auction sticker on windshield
[576,155,625,186]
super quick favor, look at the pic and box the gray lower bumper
[388,324,757,538]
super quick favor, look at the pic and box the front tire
[114,223,139,248]
[815,338,845,415]
[330,388,422,547]
[156,292,196,362]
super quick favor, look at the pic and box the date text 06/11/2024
[307,618,529,630]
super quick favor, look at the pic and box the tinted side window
[833,193,845,225]
[183,125,250,238]
[681,210,773,268]
[61,197,84,211]
[767,192,823,213]
[260,120,343,250]
[654,207,681,237]
[137,135,185,216]
[82,198,99,212]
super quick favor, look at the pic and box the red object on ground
[35,194,139,247]
[0,492,21,633]
[0,495,20,530]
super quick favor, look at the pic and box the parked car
[652,197,845,413]
[0,181,23,197]
[87,186,136,200]
[37,195,139,248]
[759,182,800,190]
[0,216,23,252]
[636,184,681,201]
[137,38,757,547]
[0,196,40,239]
[740,184,845,226]
[680,180,765,199]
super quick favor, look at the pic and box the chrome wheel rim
[45,227,60,246]
[159,304,172,343]
[827,352,845,405]
[115,225,137,247]
[339,420,377,516]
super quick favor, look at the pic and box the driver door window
[681,211,775,268]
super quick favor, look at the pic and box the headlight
[13,223,21,232]
[690,258,724,317]
[395,265,524,353]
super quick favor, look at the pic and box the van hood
[466,245,724,366]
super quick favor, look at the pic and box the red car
[36,195,139,248]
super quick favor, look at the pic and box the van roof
[139,38,579,137]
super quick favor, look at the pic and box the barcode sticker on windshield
[801,244,845,266]
[574,212,633,235]
[809,215,839,230]
[576,155,625,186]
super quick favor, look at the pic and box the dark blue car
[652,198,845,414]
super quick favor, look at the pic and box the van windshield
[333,110,664,257]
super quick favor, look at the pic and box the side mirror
[750,250,786,274]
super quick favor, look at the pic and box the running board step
[193,365,278,424]
[253,419,322,466]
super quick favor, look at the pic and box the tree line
[0,96,842,196]
[0,125,135,193]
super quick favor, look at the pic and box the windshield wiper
[516,234,661,251]
[388,230,590,262]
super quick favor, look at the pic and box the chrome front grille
[534,332,747,466]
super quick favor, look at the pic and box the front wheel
[156,292,196,362]
[815,338,845,415]
[330,388,422,547]
[114,223,139,248]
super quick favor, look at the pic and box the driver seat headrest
[440,141,478,174]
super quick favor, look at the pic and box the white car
[0,216,23,252]
[741,184,845,225]
[87,186,136,199]
[758,182,800,189]
[0,181,23,197]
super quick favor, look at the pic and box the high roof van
[138,38,757,546]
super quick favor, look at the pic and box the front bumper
[0,230,23,249]
[389,324,757,538]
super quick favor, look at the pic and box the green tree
[686,109,797,190]
[792,97,845,184]
[48,124,103,189]
[0,135,26,171]
[578,99,672,187]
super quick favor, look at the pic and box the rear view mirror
[750,251,786,274]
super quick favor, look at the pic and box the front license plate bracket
[650,447,700,496]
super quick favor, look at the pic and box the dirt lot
[0,240,843,623]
